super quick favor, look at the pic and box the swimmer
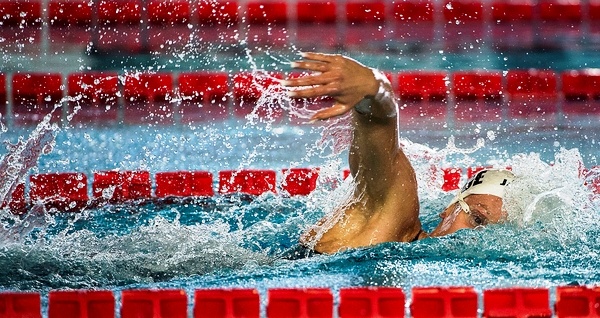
[282,53,515,256]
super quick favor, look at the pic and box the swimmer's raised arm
[284,53,422,253]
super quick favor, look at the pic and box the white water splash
[0,112,58,207]
[503,148,599,245]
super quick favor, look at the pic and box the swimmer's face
[429,194,506,237]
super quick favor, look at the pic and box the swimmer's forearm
[354,69,398,119]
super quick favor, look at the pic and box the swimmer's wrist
[354,69,397,118]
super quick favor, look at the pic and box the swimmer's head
[430,169,515,237]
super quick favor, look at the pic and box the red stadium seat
[346,1,386,24]
[68,72,119,124]
[397,71,449,101]
[339,287,405,318]
[232,72,283,119]
[219,170,277,196]
[12,72,63,125]
[539,0,582,22]
[297,1,337,23]
[281,168,319,196]
[442,167,463,191]
[452,70,503,100]
[123,72,174,124]
[0,292,42,318]
[0,1,42,26]
[194,289,260,318]
[0,183,26,214]
[410,287,478,318]
[98,0,142,25]
[484,288,551,318]
[48,290,115,318]
[178,72,230,122]
[92,170,152,203]
[443,0,484,22]
[247,1,288,25]
[491,1,534,22]
[555,286,600,317]
[267,288,333,318]
[48,0,93,26]
[155,171,214,197]
[29,173,89,212]
[148,0,191,25]
[121,289,187,318]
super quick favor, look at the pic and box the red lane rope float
[0,292,42,318]
[156,171,214,198]
[11,72,63,126]
[29,172,88,212]
[92,170,152,203]
[218,169,277,196]
[411,286,478,318]
[2,69,600,127]
[2,0,600,28]
[267,288,334,318]
[6,286,592,318]
[121,289,187,318]
[194,289,260,318]
[483,288,552,318]
[555,286,600,317]
[48,290,114,318]
[338,287,405,318]
[2,165,597,214]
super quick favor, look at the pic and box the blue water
[1,117,599,295]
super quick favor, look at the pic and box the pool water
[1,116,600,296]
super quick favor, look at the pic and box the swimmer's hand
[283,52,379,121]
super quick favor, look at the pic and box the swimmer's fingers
[299,52,341,63]
[310,102,353,121]
[287,83,338,99]
[290,60,330,73]
[283,72,339,88]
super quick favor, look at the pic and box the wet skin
[284,53,507,253]
[429,194,506,237]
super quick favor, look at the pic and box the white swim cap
[447,169,515,208]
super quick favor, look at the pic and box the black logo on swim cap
[461,170,511,192]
